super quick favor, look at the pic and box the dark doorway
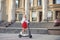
[39,12,42,22]
[56,11,60,19]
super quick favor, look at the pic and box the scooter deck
[19,34,32,38]
[19,34,29,37]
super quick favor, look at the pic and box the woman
[20,14,29,36]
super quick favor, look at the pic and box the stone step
[0,27,48,34]
[8,22,54,28]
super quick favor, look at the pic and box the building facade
[0,0,60,22]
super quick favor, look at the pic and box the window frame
[38,0,42,6]
[32,11,37,21]
[30,0,34,7]
[53,0,60,4]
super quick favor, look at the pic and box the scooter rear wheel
[19,34,22,38]
[29,35,32,38]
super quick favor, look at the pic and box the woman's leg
[20,28,27,35]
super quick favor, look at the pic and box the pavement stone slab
[0,33,60,40]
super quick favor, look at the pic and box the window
[16,0,21,8]
[30,0,34,7]
[47,11,53,21]
[38,0,42,6]
[32,11,37,21]
[53,0,56,4]
[53,0,60,4]
[16,12,23,21]
[56,0,60,4]
[18,14,23,21]
[16,0,18,8]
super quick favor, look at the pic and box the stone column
[53,11,56,21]
[42,0,48,22]
[25,0,30,20]
[34,0,37,7]
[0,0,2,21]
[30,11,32,22]
[37,11,39,22]
[22,0,24,8]
[8,0,16,22]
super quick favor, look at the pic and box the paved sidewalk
[0,33,60,40]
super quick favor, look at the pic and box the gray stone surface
[0,22,60,34]
[0,27,48,34]
[9,22,54,28]
[0,33,60,40]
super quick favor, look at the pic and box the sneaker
[20,32,23,35]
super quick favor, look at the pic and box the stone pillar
[42,0,48,22]
[0,0,2,21]
[22,0,24,8]
[37,11,39,22]
[30,11,32,22]
[8,0,16,22]
[53,11,56,21]
[25,0,30,20]
[16,14,19,21]
[34,0,37,7]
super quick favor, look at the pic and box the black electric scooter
[18,23,32,38]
